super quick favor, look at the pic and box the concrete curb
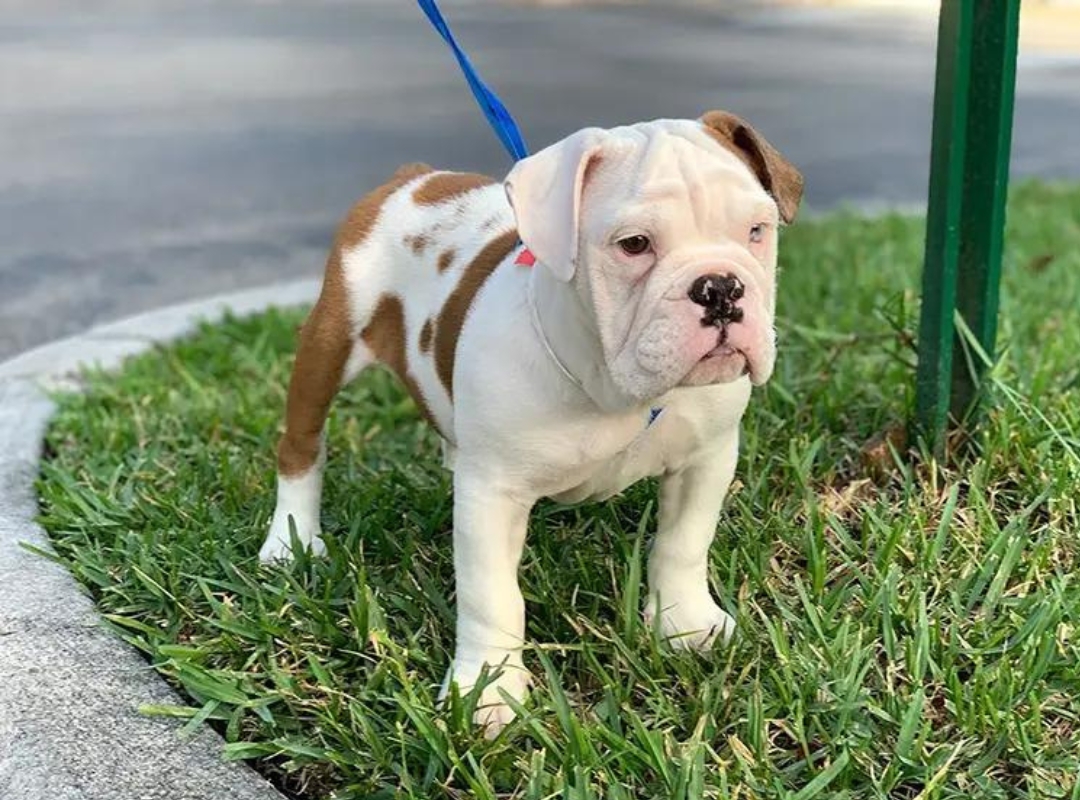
[0,280,319,800]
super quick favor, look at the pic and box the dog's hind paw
[258,510,325,563]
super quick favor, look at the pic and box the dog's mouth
[701,342,751,374]
[674,337,752,389]
[704,342,737,359]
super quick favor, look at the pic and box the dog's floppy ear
[504,128,606,282]
[700,110,804,224]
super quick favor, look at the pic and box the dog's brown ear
[700,110,804,223]
[504,128,606,281]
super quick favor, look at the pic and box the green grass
[38,181,1080,800]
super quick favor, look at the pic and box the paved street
[2,0,1080,358]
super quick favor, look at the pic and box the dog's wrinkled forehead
[609,118,758,173]
[504,112,803,282]
[584,121,771,227]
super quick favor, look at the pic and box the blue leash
[416,1,664,430]
[416,0,529,161]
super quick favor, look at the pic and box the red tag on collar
[514,247,536,267]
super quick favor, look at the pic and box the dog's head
[505,111,803,402]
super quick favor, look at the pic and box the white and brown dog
[259,111,803,731]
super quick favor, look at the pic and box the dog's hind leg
[260,260,363,562]
[259,163,434,562]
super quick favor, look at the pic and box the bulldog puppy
[259,111,803,732]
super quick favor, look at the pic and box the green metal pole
[916,1,974,448]
[950,0,1020,421]
[915,0,1020,451]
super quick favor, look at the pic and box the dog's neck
[529,264,636,414]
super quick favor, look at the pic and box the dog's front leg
[646,428,739,650]
[443,471,532,735]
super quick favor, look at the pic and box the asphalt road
[2,0,1080,359]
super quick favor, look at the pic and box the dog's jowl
[260,111,803,734]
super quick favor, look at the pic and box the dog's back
[279,164,517,477]
[336,166,517,440]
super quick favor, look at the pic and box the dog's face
[506,112,803,402]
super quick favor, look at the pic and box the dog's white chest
[547,410,672,504]
[543,384,747,505]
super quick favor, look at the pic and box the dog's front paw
[645,593,735,651]
[442,657,531,738]
[258,510,325,563]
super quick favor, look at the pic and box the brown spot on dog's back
[480,215,508,233]
[337,162,434,252]
[434,230,518,398]
[404,233,430,255]
[413,172,496,206]
[363,294,442,433]
[393,162,436,181]
[419,318,434,354]
[277,162,434,477]
[437,249,455,273]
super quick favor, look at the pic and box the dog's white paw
[442,658,531,738]
[258,511,325,563]
[645,593,735,651]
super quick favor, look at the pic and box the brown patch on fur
[277,162,434,477]
[404,233,430,255]
[413,171,496,206]
[419,318,434,354]
[362,295,442,433]
[276,249,353,477]
[437,249,455,273]
[479,215,507,233]
[700,111,804,223]
[338,163,434,251]
[434,230,518,398]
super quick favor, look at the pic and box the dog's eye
[618,235,651,256]
[749,224,766,244]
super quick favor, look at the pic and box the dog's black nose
[689,273,745,326]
